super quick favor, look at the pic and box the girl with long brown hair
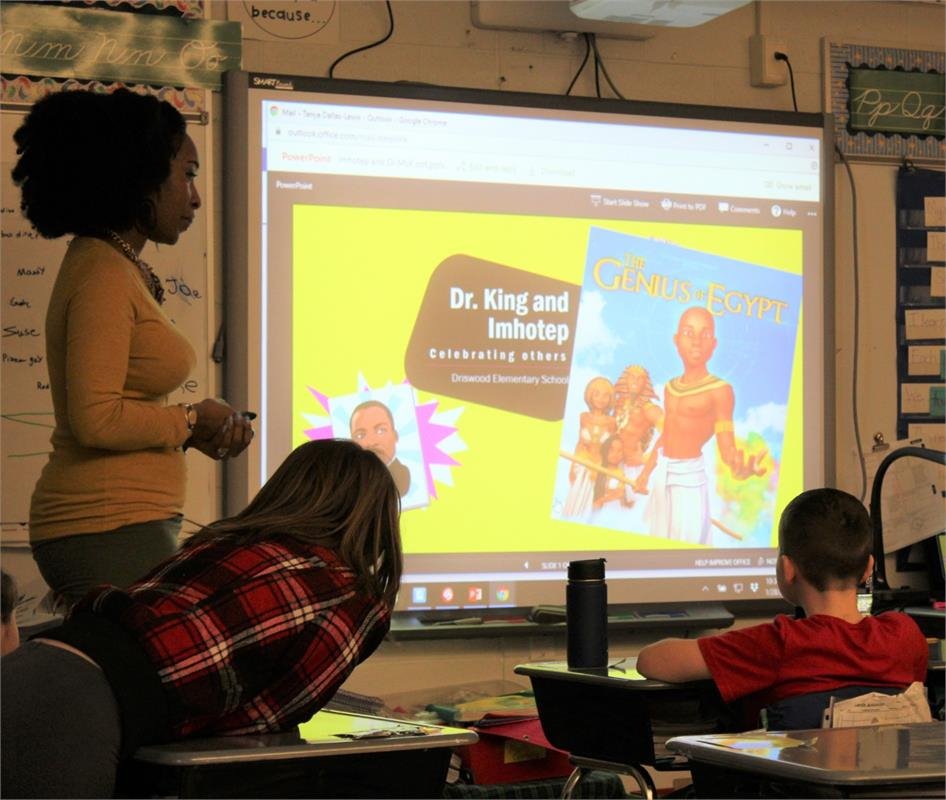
[2,439,402,798]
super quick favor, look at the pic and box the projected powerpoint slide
[290,206,804,555]
[552,228,803,548]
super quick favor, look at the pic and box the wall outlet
[749,34,787,87]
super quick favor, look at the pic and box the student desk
[514,659,733,799]
[666,722,945,798]
[118,709,477,799]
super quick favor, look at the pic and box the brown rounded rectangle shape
[405,255,579,421]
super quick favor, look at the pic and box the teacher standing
[12,89,253,607]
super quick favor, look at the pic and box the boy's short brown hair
[778,488,872,591]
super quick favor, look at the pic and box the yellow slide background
[293,207,803,554]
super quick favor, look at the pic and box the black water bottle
[566,558,608,669]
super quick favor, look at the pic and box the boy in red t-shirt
[637,488,928,726]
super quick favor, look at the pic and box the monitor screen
[224,71,833,616]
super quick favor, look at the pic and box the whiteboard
[1,108,217,544]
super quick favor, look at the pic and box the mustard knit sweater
[29,237,197,543]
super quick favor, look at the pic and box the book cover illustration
[552,227,803,548]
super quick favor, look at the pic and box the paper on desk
[336,725,435,739]
[825,682,932,728]
[700,732,814,756]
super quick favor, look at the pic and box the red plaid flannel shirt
[74,535,390,738]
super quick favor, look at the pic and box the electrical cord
[774,51,798,111]
[835,143,868,502]
[591,34,626,100]
[328,0,394,79]
[565,32,593,96]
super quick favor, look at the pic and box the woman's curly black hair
[11,89,186,239]
[1,570,17,625]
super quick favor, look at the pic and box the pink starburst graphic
[413,397,460,499]
[302,387,332,440]
[302,381,463,500]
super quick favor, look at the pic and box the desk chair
[515,661,738,800]
[554,690,728,800]
[762,685,903,731]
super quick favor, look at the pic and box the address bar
[264,104,820,201]
[267,136,819,202]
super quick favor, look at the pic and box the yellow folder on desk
[428,692,537,724]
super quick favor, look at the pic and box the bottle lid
[568,558,606,581]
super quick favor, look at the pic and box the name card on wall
[932,267,945,298]
[929,231,946,263]
[907,345,946,377]
[909,423,946,452]
[926,196,946,227]
[905,308,946,340]
[901,382,945,414]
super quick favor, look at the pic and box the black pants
[32,516,181,608]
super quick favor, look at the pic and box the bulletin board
[895,166,945,448]
[0,85,217,544]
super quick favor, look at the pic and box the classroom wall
[2,0,939,709]
[202,0,944,703]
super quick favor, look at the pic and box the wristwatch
[183,402,197,433]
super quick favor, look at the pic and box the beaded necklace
[106,230,165,305]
